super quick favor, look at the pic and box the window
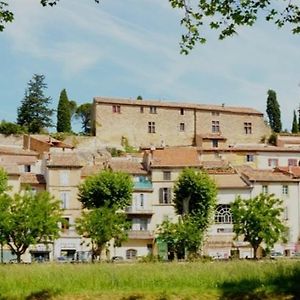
[246,154,254,162]
[180,108,184,115]
[179,123,185,132]
[288,159,297,166]
[212,121,220,133]
[61,217,70,232]
[244,122,252,134]
[59,171,69,186]
[112,105,121,113]
[212,111,220,116]
[215,204,232,224]
[149,106,157,114]
[268,158,278,167]
[140,106,144,113]
[262,185,268,194]
[163,171,171,181]
[139,194,144,208]
[60,191,69,209]
[24,165,31,172]
[282,185,289,195]
[126,249,137,259]
[148,122,156,133]
[212,139,219,148]
[159,188,172,204]
[139,219,148,231]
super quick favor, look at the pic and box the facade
[92,97,270,148]
[1,126,300,261]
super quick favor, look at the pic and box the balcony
[125,206,153,216]
[134,179,153,191]
[128,230,154,240]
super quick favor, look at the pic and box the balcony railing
[134,181,153,190]
[125,206,153,215]
[128,230,154,240]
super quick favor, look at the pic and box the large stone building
[92,97,270,148]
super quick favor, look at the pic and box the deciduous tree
[57,89,71,133]
[231,193,287,259]
[174,168,217,223]
[75,103,92,135]
[266,90,282,133]
[0,190,62,262]
[17,74,54,133]
[76,207,130,261]
[2,1,300,53]
[159,168,217,258]
[78,170,133,209]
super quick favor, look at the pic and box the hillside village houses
[1,97,300,262]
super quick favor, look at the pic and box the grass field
[0,260,299,300]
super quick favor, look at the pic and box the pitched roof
[0,146,37,156]
[210,173,250,189]
[150,147,200,168]
[110,159,147,175]
[200,143,300,153]
[81,164,105,177]
[275,166,300,178]
[237,166,297,182]
[81,159,147,177]
[20,173,46,184]
[94,97,263,115]
[47,154,83,168]
[1,164,20,175]
[30,135,74,149]
[0,155,37,165]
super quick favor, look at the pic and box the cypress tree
[17,74,54,133]
[56,89,71,133]
[292,110,298,133]
[266,90,282,133]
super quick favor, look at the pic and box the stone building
[92,97,270,148]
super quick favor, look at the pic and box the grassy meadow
[0,260,299,300]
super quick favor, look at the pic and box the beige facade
[93,97,270,148]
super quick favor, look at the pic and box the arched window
[215,204,232,224]
[126,249,137,259]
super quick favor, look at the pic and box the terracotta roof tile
[236,166,296,182]
[30,135,73,149]
[1,164,20,175]
[150,147,200,167]
[275,166,300,178]
[94,97,263,115]
[210,173,250,189]
[81,164,105,177]
[20,173,46,184]
[47,154,83,167]
[0,155,37,165]
[0,146,37,156]
[110,159,147,174]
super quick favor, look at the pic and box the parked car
[111,256,124,262]
[270,251,284,259]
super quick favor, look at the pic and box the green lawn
[0,260,299,299]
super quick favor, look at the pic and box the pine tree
[266,90,282,133]
[56,89,71,133]
[17,74,54,133]
[292,110,298,133]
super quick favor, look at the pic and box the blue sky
[1,0,300,131]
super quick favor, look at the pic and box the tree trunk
[253,245,258,259]
[16,252,22,263]
[183,196,191,215]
